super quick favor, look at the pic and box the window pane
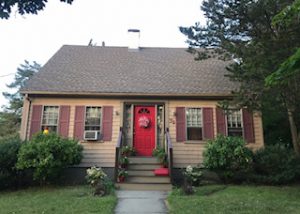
[42,106,59,132]
[42,125,57,133]
[186,108,202,140]
[186,108,202,127]
[228,128,243,137]
[85,107,101,131]
[227,109,243,136]
[187,127,202,140]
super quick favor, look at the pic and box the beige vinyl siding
[168,100,264,168]
[25,98,121,168]
[22,97,264,169]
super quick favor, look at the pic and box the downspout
[25,94,32,141]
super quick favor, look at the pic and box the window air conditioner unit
[84,131,99,141]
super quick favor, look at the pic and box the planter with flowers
[86,166,110,196]
[118,168,128,183]
[152,147,168,168]
[182,165,203,195]
[121,145,136,156]
[119,156,129,169]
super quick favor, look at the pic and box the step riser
[116,183,172,191]
[128,157,160,164]
[127,176,170,183]
[128,171,155,177]
[128,165,160,170]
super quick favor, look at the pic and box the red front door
[133,106,156,156]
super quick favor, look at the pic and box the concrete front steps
[116,157,172,191]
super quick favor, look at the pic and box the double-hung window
[227,109,243,137]
[186,108,203,140]
[42,106,59,132]
[85,107,101,131]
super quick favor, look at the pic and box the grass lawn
[168,185,300,214]
[0,185,117,214]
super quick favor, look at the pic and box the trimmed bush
[0,136,22,189]
[251,145,300,184]
[203,135,253,182]
[17,133,83,184]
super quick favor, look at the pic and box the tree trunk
[287,107,300,156]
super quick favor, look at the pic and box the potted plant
[119,156,129,168]
[118,169,128,183]
[121,145,136,156]
[152,147,168,168]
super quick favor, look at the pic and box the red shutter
[216,108,226,135]
[29,105,43,138]
[58,105,70,138]
[74,106,85,140]
[243,109,255,143]
[203,108,214,140]
[102,106,113,141]
[176,107,186,142]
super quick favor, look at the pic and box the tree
[0,61,40,138]
[0,0,73,19]
[180,0,300,154]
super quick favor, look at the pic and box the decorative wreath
[138,116,150,128]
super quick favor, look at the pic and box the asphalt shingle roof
[21,45,238,96]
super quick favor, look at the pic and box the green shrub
[0,136,22,189]
[203,135,253,182]
[17,133,83,184]
[251,145,300,184]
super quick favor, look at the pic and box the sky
[0,0,205,108]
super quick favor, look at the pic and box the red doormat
[154,168,169,176]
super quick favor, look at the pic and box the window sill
[80,140,104,143]
[184,140,207,144]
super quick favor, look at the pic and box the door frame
[122,101,166,150]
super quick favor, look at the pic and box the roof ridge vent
[128,29,140,51]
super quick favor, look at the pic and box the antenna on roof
[88,39,97,46]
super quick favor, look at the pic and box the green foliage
[0,61,40,138]
[121,145,135,156]
[251,145,300,184]
[262,100,292,147]
[152,146,168,166]
[0,136,22,189]
[266,48,300,87]
[180,0,300,153]
[272,0,300,27]
[0,186,117,214]
[168,185,300,214]
[86,166,113,196]
[16,133,83,184]
[118,168,128,177]
[86,166,107,186]
[183,165,203,185]
[0,0,74,19]
[182,165,203,194]
[203,135,253,181]
[119,156,129,166]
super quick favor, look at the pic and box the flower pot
[118,176,125,183]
